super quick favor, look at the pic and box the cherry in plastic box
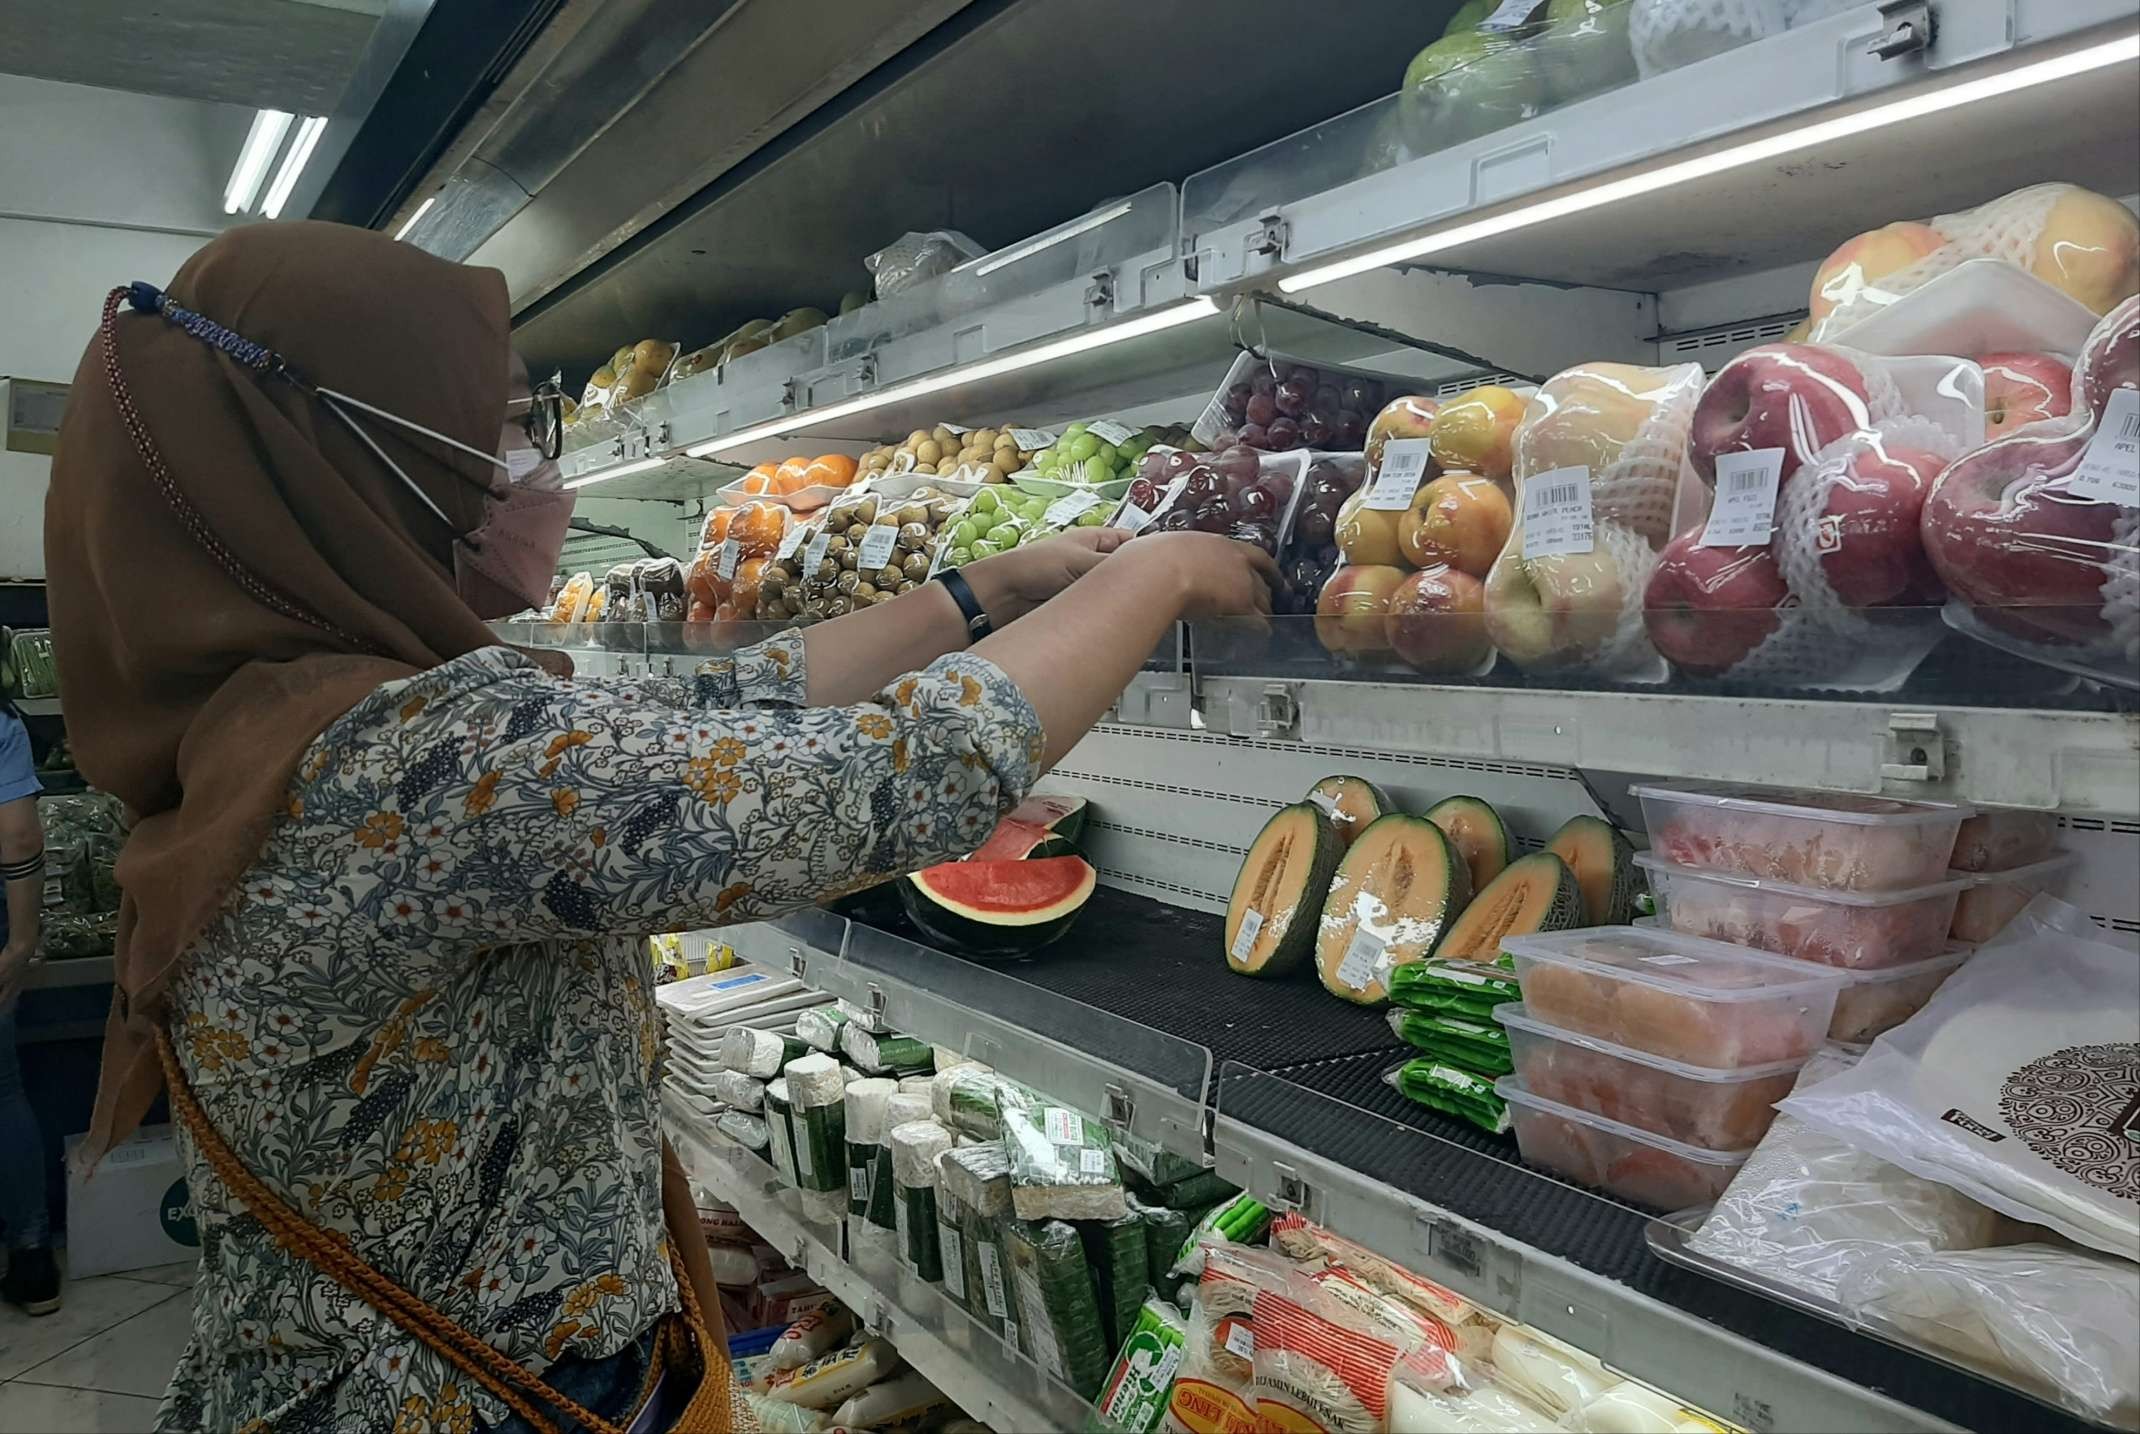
[1496,1076,1751,1211]
[1494,1003,1801,1151]
[1633,781,1971,893]
[1826,946,1972,1044]
[1191,350,1415,455]
[1635,854,1966,970]
[1505,926,1843,1071]
[1950,853,2077,944]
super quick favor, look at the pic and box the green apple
[1538,0,1635,103]
[1399,32,1547,153]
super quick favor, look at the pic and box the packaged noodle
[1247,1255,1409,1434]
[1165,1246,1277,1434]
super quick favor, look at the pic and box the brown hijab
[45,220,520,1157]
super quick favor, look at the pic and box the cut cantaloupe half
[1545,814,1638,925]
[1426,795,1516,893]
[1437,851,1584,962]
[1224,803,1343,977]
[1306,775,1393,850]
[1315,814,1471,1005]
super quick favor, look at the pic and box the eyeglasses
[508,376,566,460]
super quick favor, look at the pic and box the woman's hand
[961,528,1130,625]
[1113,531,1280,620]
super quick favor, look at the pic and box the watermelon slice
[968,793,1091,861]
[900,854,1096,959]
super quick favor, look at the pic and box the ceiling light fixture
[564,455,669,490]
[224,110,294,214]
[394,197,437,241]
[1278,32,2139,294]
[261,115,329,220]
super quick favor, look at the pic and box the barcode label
[1520,465,1594,557]
[1230,909,1264,961]
[1088,419,1137,446]
[1079,1147,1108,1175]
[1009,428,1057,452]
[856,523,899,571]
[715,538,741,580]
[775,525,806,561]
[2065,388,2140,506]
[1044,490,1105,527]
[1364,438,1432,510]
[1044,1107,1084,1145]
[1477,0,1542,30]
[1701,448,1784,548]
[802,532,831,573]
[1336,929,1385,991]
[1112,475,1186,533]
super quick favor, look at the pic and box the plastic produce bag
[994,1082,1128,1221]
[866,229,984,300]
[1095,1297,1189,1434]
[1778,898,2139,1261]
[1384,1059,1511,1134]
[1386,958,1521,1019]
[1006,1218,1111,1398]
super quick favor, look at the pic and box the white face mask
[317,386,575,618]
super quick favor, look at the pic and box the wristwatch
[931,568,993,643]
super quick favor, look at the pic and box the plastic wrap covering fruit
[857,422,1056,486]
[770,488,960,620]
[1627,0,1858,79]
[686,500,795,631]
[1948,854,2076,946]
[1650,344,1984,689]
[865,229,984,301]
[938,484,1104,573]
[573,338,678,427]
[1807,183,2140,342]
[1923,295,2139,688]
[1481,363,1701,679]
[1025,420,1189,493]
[1633,781,1970,893]
[1111,446,1301,562]
[1398,1,1639,158]
[723,454,859,511]
[1194,351,1404,454]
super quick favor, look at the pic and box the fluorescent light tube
[394,197,437,241]
[224,110,294,214]
[565,456,668,490]
[683,297,1220,461]
[261,116,329,220]
[971,202,1136,277]
[1279,33,2140,294]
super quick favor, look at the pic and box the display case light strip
[672,296,1220,464]
[224,110,294,214]
[970,201,1136,277]
[394,197,437,242]
[564,455,667,490]
[1278,32,2140,295]
[261,116,329,220]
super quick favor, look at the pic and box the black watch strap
[932,568,993,643]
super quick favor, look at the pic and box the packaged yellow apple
[1481,362,1702,680]
[1808,182,2140,342]
[1646,343,1987,690]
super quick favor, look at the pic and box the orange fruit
[804,453,858,489]
[733,557,770,611]
[701,507,736,549]
[731,500,789,556]
[738,472,774,495]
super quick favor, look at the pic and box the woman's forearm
[799,579,972,706]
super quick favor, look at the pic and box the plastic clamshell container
[1948,809,2060,874]
[1827,947,1972,1044]
[1504,926,1845,1069]
[1828,258,2100,361]
[714,476,847,512]
[1949,854,2077,944]
[1496,1076,1751,1211]
[1632,782,1972,892]
[1635,854,1967,969]
[1493,1004,1801,1151]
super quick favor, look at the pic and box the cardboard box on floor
[64,1123,200,1278]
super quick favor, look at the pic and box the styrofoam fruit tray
[714,478,849,512]
[1826,258,2100,362]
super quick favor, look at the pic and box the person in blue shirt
[0,705,55,1315]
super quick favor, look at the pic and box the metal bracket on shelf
[1102,1083,1135,1134]
[1880,712,1944,783]
[1085,271,1116,311]
[780,377,801,412]
[787,944,808,979]
[1248,214,1288,260]
[864,1294,893,1341]
[1867,0,1934,59]
[865,983,888,1022]
[1256,683,1299,740]
[1269,1160,1312,1215]
[1112,671,1195,728]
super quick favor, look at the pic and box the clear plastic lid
[1828,944,1973,989]
[1953,852,2080,887]
[1493,1076,1754,1168]
[1491,1003,1807,1084]
[1633,853,1971,907]
[1629,782,1974,827]
[1502,926,1848,1002]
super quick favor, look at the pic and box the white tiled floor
[0,1262,194,1433]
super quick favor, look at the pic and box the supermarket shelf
[1186,2,2139,295]
[665,1112,1096,1433]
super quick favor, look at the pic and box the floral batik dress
[154,634,1041,1432]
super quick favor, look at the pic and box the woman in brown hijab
[45,221,1272,1432]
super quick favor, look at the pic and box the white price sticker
[775,524,806,561]
[849,1167,869,1204]
[1009,428,1058,452]
[940,1226,966,1298]
[1437,964,1492,987]
[856,523,899,571]
[794,1126,814,1180]
[1229,908,1265,962]
[941,421,970,435]
[1477,0,1542,30]
[715,538,741,580]
[979,1243,1009,1317]
[803,531,831,572]
[1044,490,1105,528]
[1088,419,1137,446]
[1700,448,1785,547]
[1079,1147,1109,1176]
[1044,1106,1084,1145]
[1364,438,1432,510]
[1428,1065,1475,1087]
[1111,501,1157,534]
[1336,929,1386,992]
[1222,1320,1256,1361]
[2064,387,2140,506]
[924,532,953,580]
[1520,465,1595,557]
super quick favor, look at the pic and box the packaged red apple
[1923,294,2140,688]
[1193,350,1410,454]
[1652,344,1985,688]
[1480,362,1703,679]
[1806,182,2140,341]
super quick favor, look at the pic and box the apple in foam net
[1689,344,1873,488]
[1815,442,1948,608]
[1643,532,1792,676]
[1386,565,1492,674]
[1483,549,1625,668]
[2028,187,2140,317]
[1807,221,1945,324]
[1980,352,2075,437]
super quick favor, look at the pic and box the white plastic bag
[865,229,985,300]
[1779,897,2140,1262]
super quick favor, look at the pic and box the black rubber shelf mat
[1225,1049,2101,1434]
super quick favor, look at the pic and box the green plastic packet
[1384,1058,1510,1135]
[1386,1009,1514,1074]
[1088,1298,1187,1433]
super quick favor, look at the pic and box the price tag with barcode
[715,538,741,580]
[1477,0,1542,30]
[775,524,806,561]
[1229,909,1264,961]
[856,523,899,571]
[1009,427,1057,452]
[1335,928,1385,992]
[1520,466,1594,557]
[1044,1107,1084,1145]
[2065,388,2140,506]
[1112,476,1185,533]
[802,532,831,573]
[1087,419,1137,446]
[1044,490,1105,527]
[1701,448,1784,547]
[1364,438,1432,510]
[1079,1147,1108,1175]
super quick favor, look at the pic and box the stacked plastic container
[1943,808,2076,944]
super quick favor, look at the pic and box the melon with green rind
[1545,814,1638,924]
[900,854,1096,959]
[969,794,1090,861]
[1224,803,1344,977]
[1314,813,1472,1005]
[1437,851,1583,961]
[1425,795,1517,893]
[1305,775,1394,850]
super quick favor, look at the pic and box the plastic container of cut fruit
[1825,946,1973,1044]
[1632,781,1971,893]
[1496,1076,1751,1210]
[1949,853,2077,944]
[1504,926,1844,1070]
[1494,1003,1802,1151]
[1634,854,1966,969]
[1948,808,2060,873]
